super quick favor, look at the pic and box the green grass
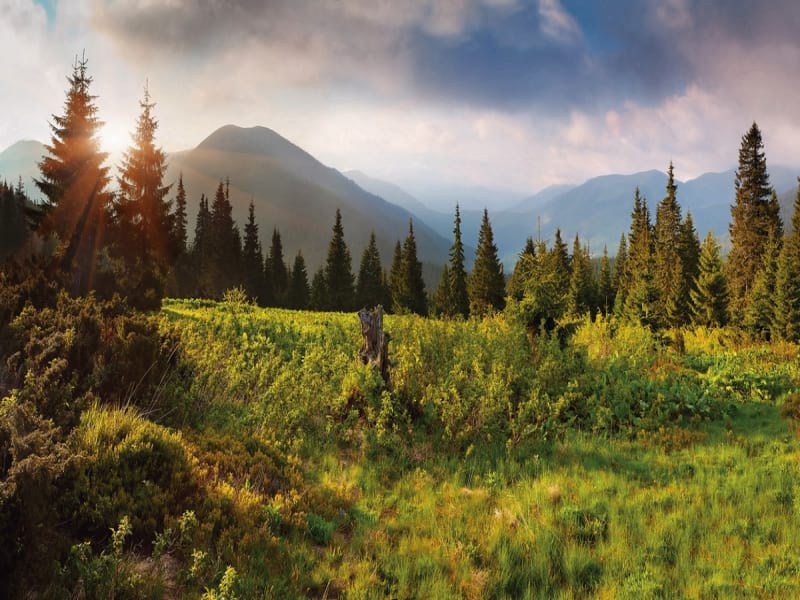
[155,299,800,598]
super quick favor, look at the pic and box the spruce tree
[310,266,327,311]
[507,237,536,302]
[209,180,240,296]
[288,251,310,310]
[514,239,566,331]
[388,239,403,313]
[612,233,628,316]
[550,228,571,297]
[566,234,595,317]
[324,209,354,311]
[35,54,111,293]
[433,264,452,317]
[242,199,264,303]
[679,211,701,297]
[397,221,428,315]
[172,173,188,256]
[654,163,684,326]
[690,231,728,327]
[115,86,172,265]
[356,232,385,309]
[469,209,505,316]
[622,188,659,326]
[744,231,780,339]
[728,122,782,319]
[597,244,614,316]
[447,204,470,318]
[773,180,800,340]
[269,228,288,306]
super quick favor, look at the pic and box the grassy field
[147,299,800,598]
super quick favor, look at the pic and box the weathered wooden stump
[358,305,390,384]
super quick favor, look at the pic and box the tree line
[2,57,799,340]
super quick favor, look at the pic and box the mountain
[0,140,46,198]
[166,125,452,284]
[507,184,577,213]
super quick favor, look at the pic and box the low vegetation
[5,294,798,597]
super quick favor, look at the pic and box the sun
[100,124,130,157]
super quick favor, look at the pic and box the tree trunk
[358,305,390,384]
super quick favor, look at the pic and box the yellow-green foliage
[71,406,198,540]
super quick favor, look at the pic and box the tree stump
[358,305,390,384]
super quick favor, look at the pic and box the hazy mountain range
[2,127,798,279]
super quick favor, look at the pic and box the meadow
[84,296,799,599]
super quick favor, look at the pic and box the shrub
[70,406,199,542]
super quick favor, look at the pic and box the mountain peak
[197,124,317,165]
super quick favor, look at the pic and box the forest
[2,55,800,599]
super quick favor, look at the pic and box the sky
[1,0,799,198]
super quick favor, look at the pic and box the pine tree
[550,227,571,297]
[744,231,780,339]
[172,173,188,256]
[612,233,628,316]
[597,244,614,315]
[622,188,659,326]
[396,221,428,315]
[242,199,264,303]
[115,85,172,264]
[507,237,536,302]
[356,232,385,309]
[433,264,452,317]
[566,234,595,317]
[514,239,566,331]
[447,204,470,318]
[269,228,288,306]
[690,231,728,327]
[310,267,327,311]
[288,251,310,310]
[209,179,241,296]
[679,211,701,297]
[35,54,111,293]
[0,180,30,260]
[388,239,403,313]
[728,122,782,319]
[654,163,684,326]
[324,209,354,311]
[469,209,505,316]
[773,180,800,341]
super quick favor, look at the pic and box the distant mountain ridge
[166,125,452,284]
[3,131,798,272]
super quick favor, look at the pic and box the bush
[70,406,199,542]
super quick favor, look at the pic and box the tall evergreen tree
[597,244,614,316]
[550,228,571,296]
[566,234,595,317]
[433,264,452,317]
[115,86,172,264]
[743,230,780,338]
[395,221,428,315]
[324,209,354,311]
[654,162,684,325]
[242,199,264,303]
[508,237,536,302]
[469,209,505,316]
[269,228,288,306]
[728,122,782,319]
[309,266,327,311]
[172,173,188,256]
[356,232,385,309]
[447,204,470,318]
[622,189,659,326]
[514,239,566,331]
[388,239,403,313]
[612,233,628,316]
[35,54,111,293]
[679,211,701,297]
[209,179,241,296]
[690,231,728,327]
[773,180,800,340]
[288,251,310,310]
[0,180,30,260]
